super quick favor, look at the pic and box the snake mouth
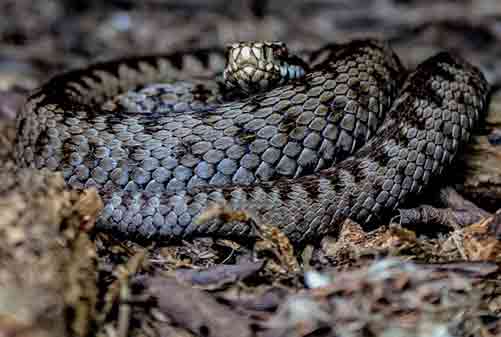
[224,62,305,94]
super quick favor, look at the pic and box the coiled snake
[15,40,489,243]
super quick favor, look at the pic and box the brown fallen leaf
[174,258,264,289]
[457,209,501,261]
[147,276,253,337]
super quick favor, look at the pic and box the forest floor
[1,1,501,336]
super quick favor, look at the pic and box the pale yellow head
[223,41,307,94]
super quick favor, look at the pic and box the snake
[15,40,489,243]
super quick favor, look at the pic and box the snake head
[223,41,307,95]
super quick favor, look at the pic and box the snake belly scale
[15,40,489,243]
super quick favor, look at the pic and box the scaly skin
[15,40,488,243]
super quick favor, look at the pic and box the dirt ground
[2,1,501,337]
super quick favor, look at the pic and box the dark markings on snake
[342,158,365,184]
[192,84,213,103]
[165,52,185,70]
[191,49,213,69]
[369,68,389,94]
[276,181,295,202]
[278,111,300,134]
[300,178,321,200]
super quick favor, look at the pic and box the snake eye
[273,46,288,59]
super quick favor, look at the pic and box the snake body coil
[15,40,489,243]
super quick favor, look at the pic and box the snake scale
[15,40,489,243]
